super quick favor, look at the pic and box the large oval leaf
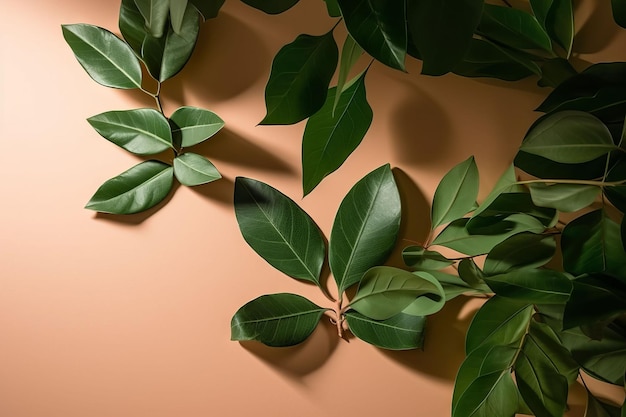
[345,311,426,350]
[234,177,325,285]
[329,164,401,294]
[62,24,142,89]
[483,233,556,275]
[478,4,552,52]
[173,153,221,186]
[260,30,338,125]
[231,293,327,347]
[521,111,617,164]
[484,269,573,304]
[169,106,225,147]
[85,160,174,214]
[529,182,601,212]
[240,0,299,14]
[337,0,406,71]
[431,156,479,229]
[302,71,372,196]
[87,108,173,155]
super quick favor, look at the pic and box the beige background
[1,1,624,416]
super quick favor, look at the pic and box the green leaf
[612,0,626,28]
[563,274,626,330]
[302,71,372,195]
[465,296,533,354]
[561,209,626,277]
[402,246,454,270]
[469,193,557,232]
[337,0,406,71]
[87,109,173,155]
[478,4,552,52]
[323,0,341,17]
[231,293,327,347]
[515,150,610,181]
[483,233,556,275]
[529,320,580,383]
[484,269,573,304]
[585,387,622,417]
[605,157,626,213]
[260,30,338,125]
[169,106,225,147]
[428,269,490,301]
[234,178,325,285]
[545,0,574,57]
[169,0,188,34]
[469,165,527,221]
[240,0,299,14]
[173,153,221,186]
[458,258,486,288]
[333,34,363,114]
[188,0,225,19]
[85,160,174,214]
[529,182,601,212]
[134,0,170,38]
[408,0,483,76]
[345,311,426,350]
[622,217,626,252]
[453,369,518,417]
[537,57,578,88]
[62,24,142,89]
[401,271,446,316]
[431,156,479,229]
[529,0,552,29]
[329,164,401,294]
[349,267,443,320]
[521,111,617,164]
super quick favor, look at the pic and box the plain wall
[1,1,624,416]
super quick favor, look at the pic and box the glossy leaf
[85,160,174,214]
[87,109,173,155]
[231,293,327,347]
[545,0,574,57]
[401,271,446,316]
[453,369,518,417]
[173,153,221,186]
[169,0,188,34]
[612,0,626,28]
[134,0,170,38]
[62,24,142,89]
[169,106,225,147]
[561,209,626,277]
[402,246,454,271]
[529,182,601,212]
[408,0,483,76]
[563,274,626,330]
[234,178,325,285]
[333,34,363,114]
[337,0,406,71]
[188,0,225,19]
[586,389,621,417]
[483,233,556,275]
[240,0,299,14]
[431,156,479,229]
[521,111,617,164]
[302,72,372,195]
[484,269,573,304]
[329,164,401,294]
[349,267,443,320]
[260,30,338,125]
[345,311,426,350]
[478,4,552,52]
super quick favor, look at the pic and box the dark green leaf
[515,150,610,181]
[87,108,173,155]
[240,0,299,14]
[468,193,557,232]
[134,0,169,37]
[458,258,486,288]
[428,269,488,300]
[323,0,341,17]
[478,4,552,52]
[561,209,626,277]
[169,0,188,34]
[483,233,556,275]
[337,0,406,71]
[188,0,225,19]
[605,158,626,213]
[563,274,626,330]
[529,182,601,212]
[302,72,372,195]
[260,30,338,125]
[173,153,221,186]
[169,106,225,147]
[408,0,483,76]
[529,0,552,29]
[329,164,401,294]
[537,57,578,88]
[521,111,617,164]
[62,24,142,89]
[346,310,426,350]
[333,34,363,114]
[545,0,574,57]
[453,369,518,417]
[484,269,572,304]
[471,165,525,220]
[402,246,454,270]
[431,156,479,229]
[529,320,580,383]
[85,160,174,214]
[231,293,327,347]
[585,386,622,417]
[234,178,325,285]
[613,0,626,28]
[622,217,626,252]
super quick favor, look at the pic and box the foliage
[62,0,225,214]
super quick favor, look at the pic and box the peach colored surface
[1,1,624,416]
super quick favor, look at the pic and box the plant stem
[515,178,626,187]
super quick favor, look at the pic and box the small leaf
[62,24,142,89]
[345,311,426,350]
[545,0,574,57]
[402,246,454,270]
[484,269,573,304]
[260,30,338,125]
[333,34,363,114]
[337,0,406,71]
[478,4,552,52]
[134,0,170,38]
[483,233,556,275]
[173,153,221,186]
[86,160,174,214]
[458,258,486,288]
[431,156,479,229]
[240,0,299,14]
[234,178,325,285]
[329,164,401,294]
[521,111,617,164]
[231,293,327,347]
[529,182,601,212]
[302,71,372,195]
[612,0,626,28]
[323,0,341,17]
[87,108,173,155]
[169,0,188,34]
[169,106,225,147]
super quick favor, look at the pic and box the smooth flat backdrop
[1,1,624,416]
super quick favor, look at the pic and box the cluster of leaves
[62,0,226,214]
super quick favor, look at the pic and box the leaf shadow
[574,0,622,55]
[188,174,235,207]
